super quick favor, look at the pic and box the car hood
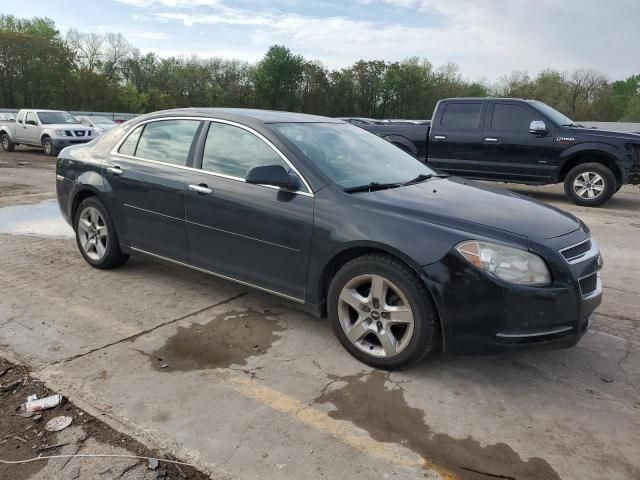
[361,177,581,239]
[45,124,92,131]
[568,127,640,141]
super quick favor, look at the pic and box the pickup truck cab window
[491,104,539,132]
[202,122,289,180]
[25,112,38,126]
[134,119,201,167]
[440,103,482,129]
[16,111,24,124]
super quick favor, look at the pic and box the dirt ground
[0,146,639,480]
[0,358,211,480]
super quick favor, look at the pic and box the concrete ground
[0,147,639,479]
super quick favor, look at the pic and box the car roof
[143,108,342,124]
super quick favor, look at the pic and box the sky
[5,0,639,81]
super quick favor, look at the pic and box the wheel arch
[558,148,623,185]
[70,186,103,224]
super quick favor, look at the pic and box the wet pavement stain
[0,200,73,238]
[148,309,285,371]
[315,371,561,480]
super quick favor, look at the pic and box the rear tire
[328,253,438,370]
[1,133,15,152]
[74,197,129,269]
[42,137,57,156]
[564,162,616,207]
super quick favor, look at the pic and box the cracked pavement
[0,151,639,479]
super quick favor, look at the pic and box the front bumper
[419,234,602,356]
[53,137,93,149]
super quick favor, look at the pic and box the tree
[254,45,304,110]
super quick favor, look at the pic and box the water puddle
[315,371,560,480]
[0,200,73,238]
[148,309,285,371]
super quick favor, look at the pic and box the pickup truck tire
[42,137,57,156]
[328,253,437,370]
[1,133,15,152]
[74,197,129,269]
[564,163,616,207]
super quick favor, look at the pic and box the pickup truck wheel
[42,137,57,156]
[328,253,437,370]
[1,133,15,152]
[564,163,615,207]
[75,197,129,269]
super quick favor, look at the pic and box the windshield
[528,101,574,126]
[38,111,80,125]
[92,116,116,125]
[270,123,436,189]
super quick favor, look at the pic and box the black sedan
[56,108,603,369]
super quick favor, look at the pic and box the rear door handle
[188,184,212,195]
[107,166,123,176]
[484,137,499,143]
[433,135,447,141]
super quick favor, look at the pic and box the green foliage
[1,15,639,122]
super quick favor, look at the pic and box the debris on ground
[18,394,63,413]
[0,379,22,393]
[44,415,73,432]
[148,457,159,470]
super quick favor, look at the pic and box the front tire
[1,133,15,152]
[75,197,129,269]
[328,254,438,370]
[42,137,57,156]
[564,162,616,207]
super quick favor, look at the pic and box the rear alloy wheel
[42,137,57,156]
[75,197,129,269]
[1,133,15,152]
[564,162,615,207]
[328,254,437,370]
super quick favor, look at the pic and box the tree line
[1,15,639,121]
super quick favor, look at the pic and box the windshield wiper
[403,173,432,186]
[562,123,585,128]
[343,182,402,193]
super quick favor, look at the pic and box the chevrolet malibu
[56,108,603,369]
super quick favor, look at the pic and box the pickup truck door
[15,111,28,143]
[480,102,555,182]
[427,102,485,177]
[22,111,41,145]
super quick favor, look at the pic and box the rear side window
[491,104,538,132]
[134,120,201,166]
[202,122,288,179]
[118,125,143,156]
[16,111,25,124]
[440,103,482,129]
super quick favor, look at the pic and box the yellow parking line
[224,373,456,479]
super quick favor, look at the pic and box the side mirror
[245,165,299,190]
[529,120,547,136]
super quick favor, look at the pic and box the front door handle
[188,184,213,195]
[433,135,447,141]
[484,137,499,143]
[107,166,124,176]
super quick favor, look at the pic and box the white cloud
[122,0,640,80]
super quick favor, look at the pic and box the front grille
[561,240,591,261]
[579,273,598,296]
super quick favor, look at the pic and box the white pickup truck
[0,109,97,156]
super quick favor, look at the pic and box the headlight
[54,129,68,136]
[456,240,551,285]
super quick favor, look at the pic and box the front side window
[16,111,25,124]
[202,122,289,180]
[134,120,201,166]
[491,104,538,132]
[25,112,38,125]
[440,103,482,129]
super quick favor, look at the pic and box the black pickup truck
[360,98,640,206]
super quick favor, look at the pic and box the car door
[15,111,27,142]
[23,111,41,145]
[481,102,555,182]
[185,120,314,301]
[428,102,485,176]
[104,118,203,263]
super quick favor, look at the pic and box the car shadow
[506,186,640,210]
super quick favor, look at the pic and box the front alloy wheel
[338,274,415,358]
[328,253,437,370]
[572,172,605,200]
[564,162,616,207]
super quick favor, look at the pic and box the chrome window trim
[108,115,314,197]
[559,238,599,265]
[130,246,305,304]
